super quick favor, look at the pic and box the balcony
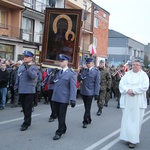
[8,0,23,5]
[81,43,90,53]
[23,0,48,13]
[0,23,21,39]
[82,21,93,33]
[1,0,24,9]
[21,29,42,44]
[0,24,43,44]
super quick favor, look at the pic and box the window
[93,37,97,48]
[83,1,87,7]
[94,17,98,28]
[0,10,7,28]
[103,13,106,18]
[39,22,44,43]
[134,50,136,57]
[22,17,34,41]
[138,51,140,57]
[23,0,33,8]
[39,22,44,33]
[141,51,143,57]
[0,44,14,60]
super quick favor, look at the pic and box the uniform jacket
[36,71,42,92]
[99,67,111,91]
[42,68,59,90]
[52,68,77,103]
[79,67,100,96]
[14,64,38,94]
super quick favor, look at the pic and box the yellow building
[0,0,24,60]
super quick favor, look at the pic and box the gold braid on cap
[53,14,75,41]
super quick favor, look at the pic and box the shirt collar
[62,67,68,72]
[88,67,93,71]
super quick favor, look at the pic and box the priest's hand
[127,89,135,96]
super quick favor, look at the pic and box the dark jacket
[0,69,9,88]
[10,67,18,86]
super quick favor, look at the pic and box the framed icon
[41,8,82,69]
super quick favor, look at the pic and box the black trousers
[48,90,57,119]
[53,101,68,136]
[20,94,34,127]
[82,95,93,124]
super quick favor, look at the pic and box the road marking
[144,109,150,117]
[84,110,150,150]
[0,114,40,125]
[100,137,120,150]
[143,113,150,123]
[84,129,120,150]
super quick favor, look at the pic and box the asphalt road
[0,97,150,150]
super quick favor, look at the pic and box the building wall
[145,43,150,60]
[108,37,126,47]
[93,7,109,62]
[108,36,145,66]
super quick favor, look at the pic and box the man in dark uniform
[14,51,38,131]
[52,54,77,140]
[78,58,100,128]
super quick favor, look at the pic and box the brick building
[93,3,110,66]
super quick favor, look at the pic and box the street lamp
[81,5,99,67]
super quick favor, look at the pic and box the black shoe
[43,101,47,104]
[53,134,61,140]
[82,124,87,128]
[34,104,37,107]
[11,105,18,108]
[97,109,102,116]
[49,117,54,122]
[32,107,34,112]
[0,107,4,110]
[128,143,136,148]
[117,104,120,109]
[104,103,108,107]
[20,126,28,131]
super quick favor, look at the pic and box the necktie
[61,70,63,74]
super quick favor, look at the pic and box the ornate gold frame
[41,8,82,69]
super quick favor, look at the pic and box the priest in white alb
[119,59,149,149]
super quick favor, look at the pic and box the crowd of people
[0,56,50,110]
[0,52,150,148]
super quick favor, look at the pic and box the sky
[93,0,150,45]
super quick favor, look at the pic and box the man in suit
[52,54,77,140]
[14,51,38,131]
[78,58,100,128]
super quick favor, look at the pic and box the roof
[108,29,145,45]
[109,29,127,38]
[92,1,110,15]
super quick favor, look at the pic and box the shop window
[0,44,14,60]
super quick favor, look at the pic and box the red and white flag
[124,61,130,72]
[89,43,96,55]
